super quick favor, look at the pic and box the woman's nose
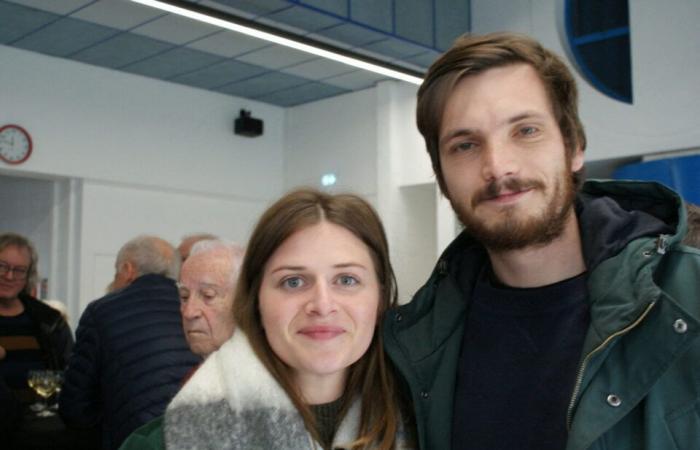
[305,282,337,316]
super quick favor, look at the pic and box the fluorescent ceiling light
[129,0,424,85]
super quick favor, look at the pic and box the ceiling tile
[280,57,353,80]
[404,50,441,69]
[123,47,224,79]
[216,71,309,97]
[0,1,58,44]
[350,0,392,33]
[313,22,387,48]
[71,32,174,68]
[187,30,268,58]
[131,13,221,45]
[256,80,349,106]
[171,59,268,89]
[206,0,290,17]
[322,69,385,90]
[70,0,164,30]
[3,0,466,108]
[12,17,119,57]
[360,38,428,59]
[435,0,470,51]
[297,0,348,17]
[264,4,342,32]
[6,0,93,15]
[395,0,433,47]
[236,44,315,70]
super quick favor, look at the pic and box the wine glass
[27,370,62,417]
[27,371,45,413]
[49,371,64,410]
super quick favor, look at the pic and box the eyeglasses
[0,261,29,280]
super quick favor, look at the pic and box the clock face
[0,124,32,165]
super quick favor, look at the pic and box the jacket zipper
[566,301,657,430]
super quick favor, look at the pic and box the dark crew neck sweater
[311,395,345,449]
[452,266,589,450]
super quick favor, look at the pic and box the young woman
[120,188,412,450]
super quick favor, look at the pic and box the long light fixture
[129,0,424,85]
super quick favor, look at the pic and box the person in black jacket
[59,235,199,450]
[0,233,73,396]
[0,233,74,448]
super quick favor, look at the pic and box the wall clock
[0,124,33,165]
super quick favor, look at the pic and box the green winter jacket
[383,180,700,450]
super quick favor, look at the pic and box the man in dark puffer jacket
[59,235,199,450]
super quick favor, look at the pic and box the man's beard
[450,169,577,252]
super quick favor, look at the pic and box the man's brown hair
[416,32,587,195]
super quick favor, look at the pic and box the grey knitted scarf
[163,332,362,450]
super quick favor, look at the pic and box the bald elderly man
[178,240,245,358]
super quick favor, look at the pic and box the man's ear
[122,261,138,285]
[571,145,585,172]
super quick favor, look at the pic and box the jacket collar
[430,179,691,355]
[434,180,682,278]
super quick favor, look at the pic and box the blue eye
[519,126,538,136]
[282,277,304,289]
[337,275,359,287]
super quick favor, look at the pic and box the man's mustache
[472,177,545,207]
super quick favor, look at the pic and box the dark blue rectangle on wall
[612,154,700,205]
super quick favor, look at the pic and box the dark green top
[311,395,345,450]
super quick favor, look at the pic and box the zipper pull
[655,234,669,255]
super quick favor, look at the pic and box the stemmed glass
[27,370,63,417]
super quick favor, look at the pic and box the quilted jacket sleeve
[58,304,102,428]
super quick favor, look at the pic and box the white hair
[189,239,245,284]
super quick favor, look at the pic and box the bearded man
[383,33,700,450]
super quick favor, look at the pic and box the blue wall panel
[612,155,700,204]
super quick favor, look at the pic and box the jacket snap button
[606,394,622,407]
[642,250,653,257]
[420,391,429,399]
[438,260,448,275]
[395,312,403,322]
[673,319,688,334]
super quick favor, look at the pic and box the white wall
[285,88,378,197]
[78,180,266,315]
[470,0,700,162]
[0,44,285,199]
[0,44,287,322]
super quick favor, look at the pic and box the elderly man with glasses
[0,232,73,403]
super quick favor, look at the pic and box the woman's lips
[298,326,345,340]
